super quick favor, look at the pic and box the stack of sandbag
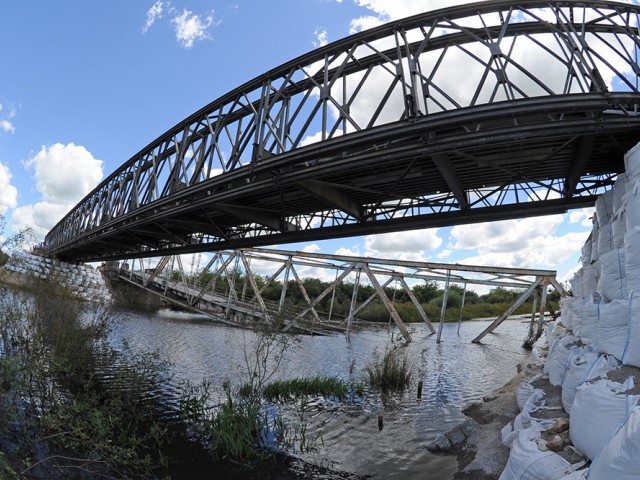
[560,351,617,414]
[544,335,579,386]
[569,377,639,460]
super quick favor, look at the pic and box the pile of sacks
[497,144,640,479]
[3,250,112,303]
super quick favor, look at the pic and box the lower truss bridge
[106,247,566,343]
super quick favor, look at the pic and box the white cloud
[568,207,595,228]
[314,27,329,47]
[437,249,451,259]
[335,245,360,257]
[352,0,470,21]
[11,202,72,241]
[172,8,217,48]
[0,162,18,215]
[364,229,442,261]
[25,143,103,204]
[302,243,321,253]
[143,1,164,33]
[348,15,384,34]
[14,143,103,242]
[452,216,589,270]
[0,120,15,134]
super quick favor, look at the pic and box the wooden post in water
[437,271,451,343]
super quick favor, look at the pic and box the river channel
[107,307,530,479]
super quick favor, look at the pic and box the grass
[364,346,412,391]
[261,375,350,402]
[0,451,19,480]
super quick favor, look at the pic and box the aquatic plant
[261,375,350,402]
[364,345,412,391]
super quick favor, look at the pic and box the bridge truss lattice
[44,0,640,261]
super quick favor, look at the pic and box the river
[107,307,530,479]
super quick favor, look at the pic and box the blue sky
[0,0,610,286]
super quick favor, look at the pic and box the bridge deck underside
[61,97,637,261]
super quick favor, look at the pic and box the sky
[0,0,627,289]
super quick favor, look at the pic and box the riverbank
[428,351,538,479]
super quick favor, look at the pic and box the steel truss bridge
[41,0,640,261]
[110,247,565,343]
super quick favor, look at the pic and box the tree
[412,281,440,303]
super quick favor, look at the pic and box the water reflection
[110,308,529,479]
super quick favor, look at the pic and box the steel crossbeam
[41,0,640,261]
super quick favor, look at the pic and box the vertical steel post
[437,271,451,343]
[328,269,338,322]
[278,258,291,314]
[346,266,362,339]
[226,256,240,319]
[387,278,398,329]
[457,283,467,334]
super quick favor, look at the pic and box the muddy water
[110,309,530,479]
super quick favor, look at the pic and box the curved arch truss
[44,0,640,261]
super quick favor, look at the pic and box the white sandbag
[569,378,639,460]
[624,180,640,232]
[596,220,614,258]
[580,297,599,344]
[613,173,629,214]
[499,427,574,480]
[590,225,600,264]
[581,239,592,266]
[595,189,614,225]
[568,273,583,302]
[621,292,640,368]
[516,381,538,412]
[561,352,615,415]
[573,296,596,339]
[624,141,640,182]
[588,405,640,480]
[596,248,627,302]
[624,226,640,293]
[611,210,626,248]
[594,298,629,359]
[503,389,550,446]
[557,471,587,480]
[559,297,575,331]
[581,263,597,300]
[546,336,579,386]
[546,322,568,353]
